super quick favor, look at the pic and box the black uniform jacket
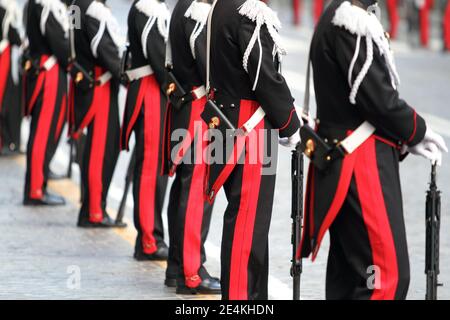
[0,2,22,47]
[70,0,122,133]
[164,0,209,174]
[26,0,69,68]
[121,0,168,150]
[24,0,69,115]
[204,0,300,200]
[300,0,427,259]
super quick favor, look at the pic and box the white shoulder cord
[37,0,69,36]
[185,1,211,60]
[141,16,157,58]
[333,1,400,105]
[349,35,374,104]
[239,0,285,92]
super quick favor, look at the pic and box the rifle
[67,138,75,178]
[291,144,304,300]
[115,147,137,225]
[425,164,443,300]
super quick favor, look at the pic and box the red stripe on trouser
[419,0,432,47]
[354,138,398,300]
[27,56,49,116]
[183,98,209,288]
[55,95,66,143]
[229,100,264,300]
[312,149,358,261]
[444,2,450,50]
[87,75,111,222]
[387,0,399,39]
[123,78,147,151]
[139,76,161,254]
[68,80,75,135]
[297,163,313,259]
[29,63,59,199]
[292,0,301,26]
[169,88,205,175]
[0,45,11,112]
[313,0,323,25]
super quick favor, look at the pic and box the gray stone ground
[1,0,450,300]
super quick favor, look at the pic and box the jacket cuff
[278,108,301,138]
[407,112,427,147]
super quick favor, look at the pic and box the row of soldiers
[290,0,450,50]
[0,0,448,300]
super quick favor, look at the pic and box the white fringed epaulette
[332,1,400,104]
[184,0,211,59]
[238,0,286,91]
[0,0,22,40]
[36,0,68,37]
[136,0,170,59]
[86,1,125,58]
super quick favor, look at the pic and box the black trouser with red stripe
[24,60,67,200]
[211,101,277,300]
[166,97,214,287]
[444,1,450,51]
[166,158,214,286]
[326,138,409,300]
[78,80,120,224]
[0,45,22,153]
[132,79,168,255]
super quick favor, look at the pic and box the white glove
[405,128,448,166]
[279,129,301,148]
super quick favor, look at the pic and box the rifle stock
[116,147,137,224]
[291,145,304,300]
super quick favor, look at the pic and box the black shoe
[77,214,127,228]
[134,244,169,261]
[0,145,20,156]
[165,277,177,288]
[23,191,66,206]
[48,170,66,180]
[176,276,221,295]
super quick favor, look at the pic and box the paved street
[1,0,450,300]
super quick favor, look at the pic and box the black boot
[134,243,169,261]
[23,191,66,206]
[77,214,127,228]
[176,276,221,295]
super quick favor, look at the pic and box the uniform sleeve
[135,12,167,87]
[335,28,426,146]
[238,18,300,138]
[85,15,122,79]
[44,11,70,70]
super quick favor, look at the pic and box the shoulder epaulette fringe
[36,0,68,36]
[184,1,211,59]
[0,0,22,40]
[136,0,170,58]
[86,1,125,58]
[332,1,400,104]
[238,0,286,91]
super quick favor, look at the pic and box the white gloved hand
[279,129,301,148]
[406,128,448,166]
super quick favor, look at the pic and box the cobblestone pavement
[2,0,450,300]
[0,157,218,300]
